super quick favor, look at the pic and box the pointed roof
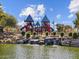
[36,21,40,26]
[24,15,34,22]
[42,15,50,22]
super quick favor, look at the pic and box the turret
[24,15,34,32]
[41,15,50,32]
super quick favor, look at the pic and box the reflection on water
[0,44,79,59]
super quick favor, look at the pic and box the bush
[33,32,36,36]
[46,32,48,36]
[21,31,25,36]
[78,33,79,38]
[26,33,30,39]
[0,26,3,33]
[53,32,56,36]
[60,32,64,37]
[35,36,39,39]
[69,32,72,37]
[73,32,78,39]
[32,32,38,39]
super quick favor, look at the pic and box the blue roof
[36,21,40,26]
[42,15,50,22]
[24,15,34,22]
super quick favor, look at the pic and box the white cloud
[56,14,61,19]
[37,4,45,16]
[68,0,79,13]
[19,7,35,17]
[68,14,74,19]
[19,4,45,21]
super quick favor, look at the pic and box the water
[0,44,79,59]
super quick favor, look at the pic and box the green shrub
[33,32,36,36]
[69,32,72,37]
[26,33,30,39]
[21,31,25,36]
[78,33,79,37]
[60,32,64,37]
[53,32,56,36]
[35,36,39,39]
[46,32,48,36]
[73,32,78,39]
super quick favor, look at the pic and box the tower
[35,21,40,33]
[24,15,34,32]
[41,15,51,32]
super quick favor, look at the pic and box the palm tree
[73,12,79,32]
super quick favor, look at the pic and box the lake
[0,44,79,59]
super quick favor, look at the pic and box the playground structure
[21,15,52,34]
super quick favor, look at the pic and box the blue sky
[0,0,79,27]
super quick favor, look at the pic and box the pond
[0,44,79,59]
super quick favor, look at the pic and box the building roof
[41,15,50,23]
[36,21,40,26]
[24,15,34,22]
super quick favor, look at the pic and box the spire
[24,15,34,22]
[42,15,50,23]
[36,21,40,26]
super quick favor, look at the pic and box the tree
[56,24,64,32]
[0,19,6,26]
[46,32,48,36]
[5,15,17,27]
[53,32,56,36]
[60,32,64,37]
[73,12,79,30]
[69,32,72,37]
[68,32,72,38]
[65,25,72,32]
[65,25,72,30]
[56,24,72,33]
[26,33,30,39]
[0,4,17,27]
[73,32,78,39]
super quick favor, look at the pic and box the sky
[0,0,79,27]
